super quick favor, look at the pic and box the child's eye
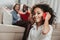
[37,11,40,14]
[38,13,40,14]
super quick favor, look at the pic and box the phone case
[43,12,47,20]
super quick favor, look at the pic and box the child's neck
[36,22,42,30]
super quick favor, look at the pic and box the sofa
[0,7,25,40]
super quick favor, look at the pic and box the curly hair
[31,4,55,25]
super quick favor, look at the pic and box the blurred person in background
[19,4,31,21]
[21,4,33,40]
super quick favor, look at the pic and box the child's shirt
[28,23,53,40]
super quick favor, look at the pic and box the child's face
[33,7,43,23]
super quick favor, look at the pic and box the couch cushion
[2,8,12,25]
[0,24,25,33]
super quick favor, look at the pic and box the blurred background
[0,0,60,40]
[0,0,60,23]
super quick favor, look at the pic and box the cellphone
[43,12,47,20]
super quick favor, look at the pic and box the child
[27,4,55,40]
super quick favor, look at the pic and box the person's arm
[42,12,51,35]
[11,11,19,21]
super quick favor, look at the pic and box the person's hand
[18,11,23,14]
[45,12,51,21]
[42,12,51,35]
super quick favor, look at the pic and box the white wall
[48,0,60,23]
[56,0,60,23]
[20,0,27,5]
[20,0,35,7]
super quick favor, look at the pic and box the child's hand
[45,12,51,21]
[42,12,51,35]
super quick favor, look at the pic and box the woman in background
[21,4,33,40]
[20,4,30,21]
[28,4,55,40]
[11,3,21,25]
